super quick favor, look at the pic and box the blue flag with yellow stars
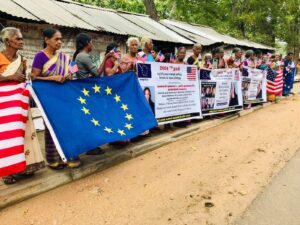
[31,72,157,160]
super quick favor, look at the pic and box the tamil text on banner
[242,67,267,103]
[199,68,243,116]
[30,72,157,161]
[0,82,28,177]
[137,62,202,124]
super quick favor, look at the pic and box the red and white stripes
[267,70,283,95]
[0,82,29,177]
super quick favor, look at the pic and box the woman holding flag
[0,27,44,184]
[103,43,121,76]
[31,28,81,169]
[138,37,155,62]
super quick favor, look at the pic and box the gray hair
[126,37,140,47]
[193,43,202,50]
[0,27,21,44]
[140,37,152,49]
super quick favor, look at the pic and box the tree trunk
[143,0,159,21]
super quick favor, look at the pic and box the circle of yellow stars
[77,84,134,137]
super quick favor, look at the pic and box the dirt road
[1,95,300,225]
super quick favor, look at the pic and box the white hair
[140,37,152,49]
[126,37,140,47]
[193,43,202,50]
[0,27,21,44]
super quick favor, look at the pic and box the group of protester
[0,26,298,185]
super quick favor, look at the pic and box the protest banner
[199,68,243,116]
[242,67,267,103]
[137,62,202,124]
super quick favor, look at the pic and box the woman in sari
[243,50,256,68]
[202,53,212,69]
[172,47,191,128]
[212,47,228,69]
[187,43,202,68]
[31,28,81,169]
[119,37,140,73]
[283,52,296,96]
[0,27,44,184]
[103,43,121,76]
[227,47,243,69]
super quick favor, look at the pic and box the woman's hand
[52,75,65,83]
[10,72,26,82]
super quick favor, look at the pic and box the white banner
[137,62,202,124]
[199,68,243,116]
[242,68,267,103]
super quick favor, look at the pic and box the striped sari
[42,52,69,77]
[40,52,70,166]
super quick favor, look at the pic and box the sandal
[67,158,82,169]
[2,175,17,185]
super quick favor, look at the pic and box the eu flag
[31,72,157,160]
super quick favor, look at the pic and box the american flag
[156,51,165,62]
[266,67,283,95]
[69,61,78,74]
[187,66,197,81]
[0,82,28,177]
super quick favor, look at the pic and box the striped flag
[0,82,29,177]
[266,67,283,95]
[187,66,197,81]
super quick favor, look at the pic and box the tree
[72,0,300,53]
[143,0,158,20]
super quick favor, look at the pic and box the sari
[212,58,227,69]
[42,52,69,77]
[0,53,45,176]
[283,60,296,96]
[33,51,70,166]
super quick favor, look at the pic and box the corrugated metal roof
[160,20,216,46]
[55,1,192,43]
[12,0,97,30]
[0,0,39,21]
[4,0,192,43]
[55,1,128,34]
[162,19,274,50]
[118,13,193,44]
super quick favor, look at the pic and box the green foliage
[73,0,300,53]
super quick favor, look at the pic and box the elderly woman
[0,27,44,184]
[212,47,228,69]
[31,28,81,169]
[119,37,140,73]
[174,46,187,64]
[138,37,155,62]
[227,47,243,69]
[202,53,212,69]
[243,50,256,68]
[187,43,202,68]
